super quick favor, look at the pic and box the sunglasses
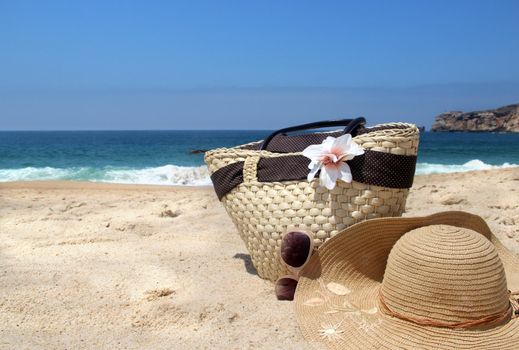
[275,230,314,301]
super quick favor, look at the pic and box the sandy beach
[1,168,519,349]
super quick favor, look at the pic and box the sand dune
[1,168,518,349]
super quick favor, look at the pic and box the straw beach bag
[205,118,420,281]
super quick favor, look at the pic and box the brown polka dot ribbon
[210,150,417,200]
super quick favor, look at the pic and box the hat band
[378,290,517,329]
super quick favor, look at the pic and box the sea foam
[415,159,518,175]
[100,165,211,186]
[0,160,516,185]
[0,165,212,186]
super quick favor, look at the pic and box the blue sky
[1,0,518,130]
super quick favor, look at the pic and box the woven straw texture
[294,211,519,350]
[205,123,420,281]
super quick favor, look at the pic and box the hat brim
[294,211,519,349]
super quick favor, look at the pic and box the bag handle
[260,117,366,151]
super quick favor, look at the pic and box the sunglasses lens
[281,231,311,268]
[275,277,298,301]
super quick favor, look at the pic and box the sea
[1,131,518,186]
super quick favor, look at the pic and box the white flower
[302,134,364,190]
[319,321,345,341]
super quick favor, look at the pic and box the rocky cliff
[431,103,519,132]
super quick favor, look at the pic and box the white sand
[1,168,518,349]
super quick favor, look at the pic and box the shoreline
[0,179,213,191]
[1,166,518,189]
[1,161,518,187]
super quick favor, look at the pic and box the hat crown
[380,225,509,325]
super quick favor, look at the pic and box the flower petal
[323,153,338,163]
[302,144,324,162]
[303,297,325,307]
[338,141,364,162]
[307,162,321,181]
[332,134,352,153]
[322,136,336,152]
[348,141,364,156]
[320,164,339,190]
[326,282,352,295]
[338,162,353,183]
[307,159,317,170]
[340,154,354,161]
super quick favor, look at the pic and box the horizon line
[0,128,433,132]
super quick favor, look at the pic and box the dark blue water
[0,130,271,169]
[418,132,519,165]
[0,131,518,184]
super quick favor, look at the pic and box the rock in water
[431,103,519,132]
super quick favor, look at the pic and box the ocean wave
[0,165,212,186]
[100,165,211,186]
[415,159,518,175]
[0,160,517,185]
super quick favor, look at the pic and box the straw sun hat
[294,211,519,349]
